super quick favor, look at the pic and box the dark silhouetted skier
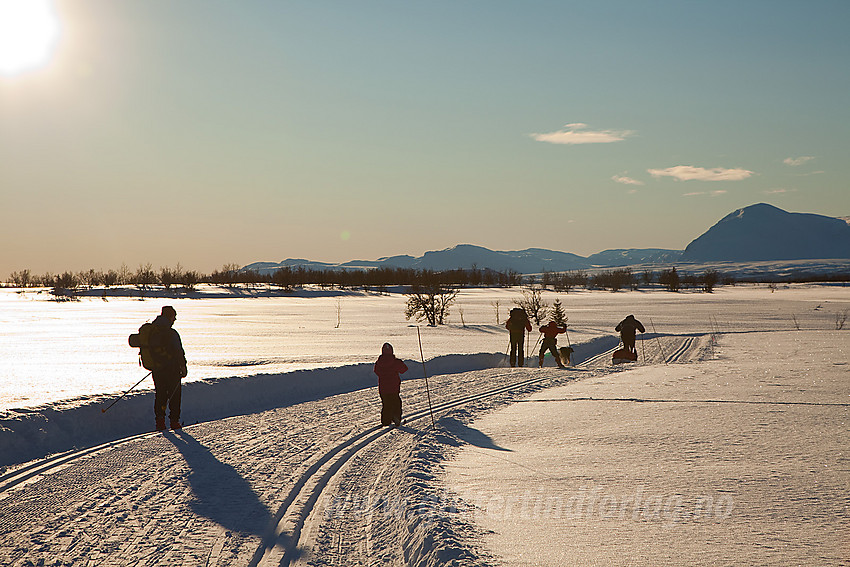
[615,314,645,355]
[505,307,532,367]
[150,306,187,431]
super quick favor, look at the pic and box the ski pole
[165,377,183,406]
[640,332,647,364]
[529,333,543,366]
[649,318,667,364]
[102,371,152,414]
[417,326,436,427]
[523,333,531,366]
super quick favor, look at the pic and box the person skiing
[538,320,567,368]
[151,306,187,431]
[374,342,408,427]
[615,314,645,355]
[505,307,532,367]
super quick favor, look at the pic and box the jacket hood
[381,343,393,356]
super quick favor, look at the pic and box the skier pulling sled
[613,314,645,365]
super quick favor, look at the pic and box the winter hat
[382,343,393,355]
[161,305,177,319]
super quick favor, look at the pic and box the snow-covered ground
[0,284,847,565]
[2,282,844,412]
[446,331,849,566]
[0,285,581,410]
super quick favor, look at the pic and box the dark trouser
[509,332,525,367]
[380,392,402,426]
[153,370,182,422]
[539,338,562,367]
[622,334,636,354]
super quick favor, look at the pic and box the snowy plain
[0,283,848,565]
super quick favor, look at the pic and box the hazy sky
[1,0,848,277]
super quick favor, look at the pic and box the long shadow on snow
[440,416,511,452]
[165,431,272,537]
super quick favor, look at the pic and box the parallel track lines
[249,369,574,566]
[2,336,701,565]
[0,431,155,496]
[262,346,626,566]
[664,336,697,364]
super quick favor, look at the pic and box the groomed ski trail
[0,333,712,566]
[248,333,714,565]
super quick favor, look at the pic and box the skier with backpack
[130,306,187,431]
[505,307,532,367]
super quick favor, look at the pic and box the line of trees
[541,267,727,293]
[6,265,205,290]
[265,265,524,290]
[4,264,525,291]
[7,263,845,294]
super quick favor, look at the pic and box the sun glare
[0,0,60,76]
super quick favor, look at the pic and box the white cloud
[612,174,644,186]
[531,123,634,145]
[762,188,798,195]
[648,165,753,182]
[783,156,814,166]
[683,190,728,197]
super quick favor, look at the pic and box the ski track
[0,333,712,566]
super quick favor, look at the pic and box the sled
[612,348,637,365]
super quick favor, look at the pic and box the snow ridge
[0,353,504,470]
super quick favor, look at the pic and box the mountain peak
[726,202,787,221]
[684,204,850,261]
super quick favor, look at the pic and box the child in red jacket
[539,321,567,368]
[374,343,408,426]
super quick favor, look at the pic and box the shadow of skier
[165,431,272,536]
[441,416,512,452]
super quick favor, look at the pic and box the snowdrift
[0,352,505,469]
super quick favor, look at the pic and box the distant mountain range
[242,245,683,275]
[243,204,850,275]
